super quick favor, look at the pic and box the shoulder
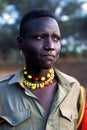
[0,75,14,82]
[0,74,14,89]
[0,69,22,90]
[54,67,80,85]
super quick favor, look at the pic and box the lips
[40,54,56,62]
[40,53,56,58]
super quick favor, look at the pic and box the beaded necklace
[21,67,54,90]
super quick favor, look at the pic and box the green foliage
[60,1,82,16]
[60,16,87,40]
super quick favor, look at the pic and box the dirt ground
[0,57,87,89]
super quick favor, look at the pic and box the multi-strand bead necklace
[21,67,54,90]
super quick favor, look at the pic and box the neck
[22,66,54,89]
[26,65,50,79]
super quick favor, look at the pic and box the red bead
[34,77,39,81]
[45,83,49,87]
[50,80,53,84]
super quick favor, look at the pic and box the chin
[41,64,53,69]
[35,60,55,69]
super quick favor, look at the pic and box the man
[0,9,86,130]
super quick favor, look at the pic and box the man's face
[20,17,61,69]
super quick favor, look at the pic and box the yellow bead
[23,67,26,70]
[40,83,44,88]
[29,83,32,86]
[24,80,26,84]
[24,71,27,75]
[41,77,45,81]
[36,84,39,88]
[49,68,54,73]
[27,75,32,79]
[47,73,50,78]
[31,84,37,89]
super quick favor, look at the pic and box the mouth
[39,53,57,68]
[40,55,56,62]
[41,54,55,58]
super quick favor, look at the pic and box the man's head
[17,9,61,69]
[19,9,57,38]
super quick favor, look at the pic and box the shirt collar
[8,68,22,85]
[8,67,74,101]
[8,67,74,90]
[54,67,72,92]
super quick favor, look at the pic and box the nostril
[44,46,55,51]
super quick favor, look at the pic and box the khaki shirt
[0,67,82,130]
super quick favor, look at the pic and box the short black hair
[19,9,57,37]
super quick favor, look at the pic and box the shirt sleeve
[77,104,87,130]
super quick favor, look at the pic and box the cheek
[56,42,61,53]
[24,44,41,56]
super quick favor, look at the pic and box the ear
[17,36,24,50]
[17,36,23,43]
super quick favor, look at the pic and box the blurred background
[0,0,87,88]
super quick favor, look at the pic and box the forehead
[23,17,60,35]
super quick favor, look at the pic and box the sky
[0,5,19,26]
[78,0,87,13]
[81,2,87,14]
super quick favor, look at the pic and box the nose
[43,38,55,51]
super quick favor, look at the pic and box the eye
[53,37,58,42]
[36,36,42,40]
[52,37,59,42]
[52,35,60,42]
[33,35,44,41]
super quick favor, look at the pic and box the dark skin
[17,17,61,114]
